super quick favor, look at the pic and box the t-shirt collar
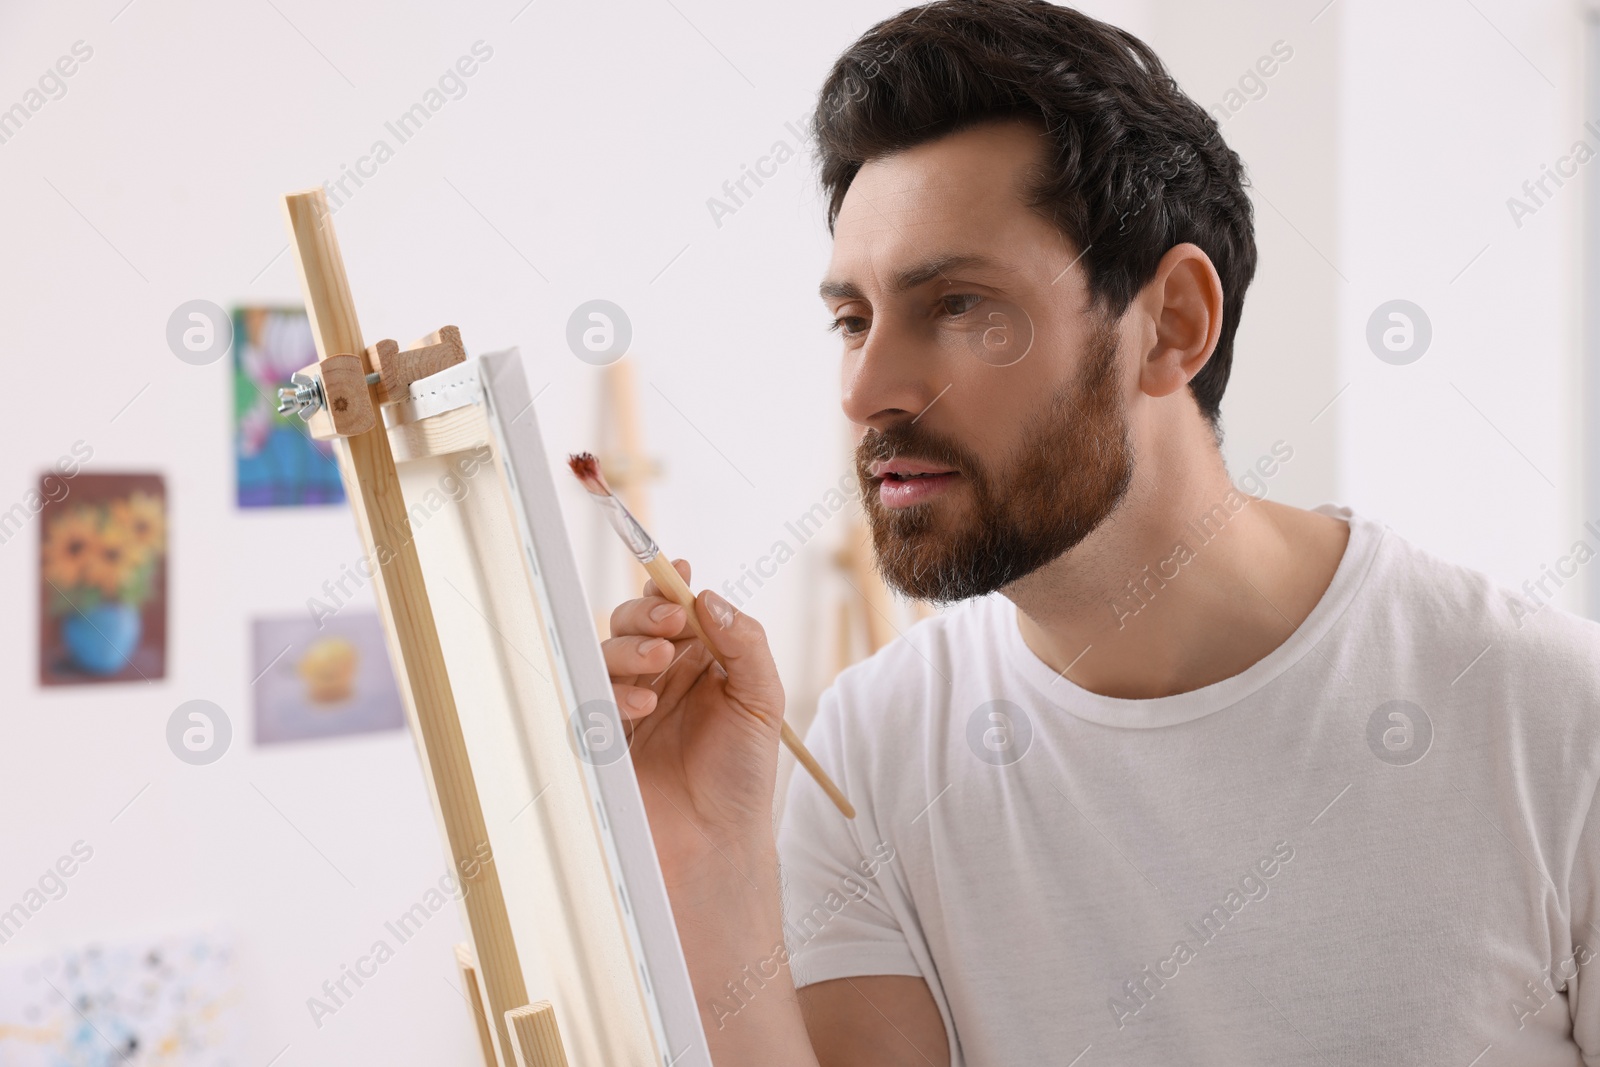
[1003,504,1385,728]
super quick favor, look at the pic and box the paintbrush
[568,451,856,820]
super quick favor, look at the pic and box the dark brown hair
[813,0,1257,433]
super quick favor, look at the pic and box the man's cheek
[959,298,1036,368]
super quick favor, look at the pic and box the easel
[772,465,935,822]
[277,189,570,1067]
[590,359,661,639]
[833,513,898,665]
[830,426,936,672]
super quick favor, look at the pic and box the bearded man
[603,3,1600,1064]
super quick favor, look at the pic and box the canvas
[367,350,708,1066]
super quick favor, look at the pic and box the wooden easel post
[599,358,661,533]
[834,507,940,669]
[834,515,898,660]
[455,943,499,1065]
[282,189,530,1065]
[505,1002,571,1067]
[591,358,662,639]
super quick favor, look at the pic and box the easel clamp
[275,325,468,440]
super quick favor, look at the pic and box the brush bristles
[566,451,612,496]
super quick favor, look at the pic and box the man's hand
[604,559,819,1063]
[604,557,786,879]
[603,559,948,1065]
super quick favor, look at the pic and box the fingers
[607,558,767,722]
[642,557,691,599]
[692,588,780,700]
[608,591,689,646]
[612,633,710,721]
[602,633,678,682]
[607,557,694,653]
[613,681,657,721]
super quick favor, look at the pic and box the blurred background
[0,0,1593,1062]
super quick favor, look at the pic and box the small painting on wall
[252,611,406,744]
[234,305,345,507]
[38,473,167,686]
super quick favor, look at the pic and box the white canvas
[382,350,706,1067]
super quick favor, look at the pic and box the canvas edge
[479,348,711,1067]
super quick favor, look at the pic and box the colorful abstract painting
[0,929,243,1065]
[38,473,167,686]
[252,611,406,744]
[233,306,345,507]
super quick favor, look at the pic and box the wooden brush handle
[642,553,856,820]
[778,721,856,820]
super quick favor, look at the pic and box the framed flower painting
[38,473,167,686]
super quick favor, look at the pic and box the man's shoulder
[1364,514,1600,690]
[816,594,1004,737]
[795,596,1006,822]
[834,593,998,682]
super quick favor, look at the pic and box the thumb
[695,590,781,703]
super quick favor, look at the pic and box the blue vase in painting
[62,603,142,675]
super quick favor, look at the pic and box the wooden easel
[280,189,570,1067]
[830,420,936,673]
[832,511,936,669]
[590,359,661,639]
[833,512,897,664]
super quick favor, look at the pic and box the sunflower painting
[39,474,167,685]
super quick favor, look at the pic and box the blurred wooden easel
[591,358,662,639]
[830,460,935,673]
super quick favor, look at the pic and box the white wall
[1147,0,1343,507]
[1334,0,1589,607]
[1153,0,1592,610]
[0,1,1588,1064]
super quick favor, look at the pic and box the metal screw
[276,370,383,420]
[276,372,323,420]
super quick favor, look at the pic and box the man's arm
[800,976,951,1066]
[667,841,949,1065]
[664,841,820,1065]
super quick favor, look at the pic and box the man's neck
[1004,442,1350,701]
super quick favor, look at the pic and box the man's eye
[942,294,982,317]
[829,316,868,336]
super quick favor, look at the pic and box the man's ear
[1135,243,1224,400]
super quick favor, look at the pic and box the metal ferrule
[596,493,658,562]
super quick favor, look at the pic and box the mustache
[855,423,973,477]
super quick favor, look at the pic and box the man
[604,2,1600,1063]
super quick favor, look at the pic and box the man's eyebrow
[818,253,1017,301]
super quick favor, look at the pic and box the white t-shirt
[778,505,1600,1066]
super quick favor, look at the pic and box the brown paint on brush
[566,451,612,496]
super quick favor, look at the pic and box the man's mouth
[869,458,958,480]
[868,458,960,509]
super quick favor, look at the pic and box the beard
[855,314,1134,604]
